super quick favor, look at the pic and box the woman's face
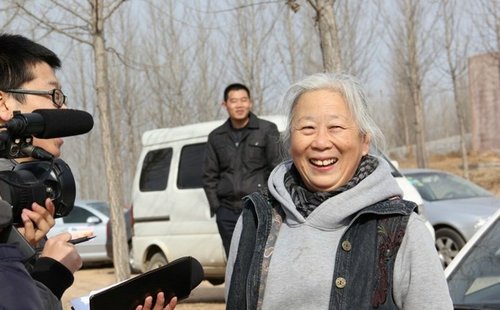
[290,89,370,192]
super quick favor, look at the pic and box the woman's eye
[300,126,315,134]
[329,125,344,131]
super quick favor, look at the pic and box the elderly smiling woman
[225,73,452,309]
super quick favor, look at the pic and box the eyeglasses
[2,88,67,109]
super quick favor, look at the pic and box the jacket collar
[220,112,259,132]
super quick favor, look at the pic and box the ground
[62,266,225,310]
[62,151,500,310]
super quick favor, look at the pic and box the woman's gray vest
[226,191,416,310]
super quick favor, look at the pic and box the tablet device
[89,256,204,310]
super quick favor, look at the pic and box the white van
[131,115,429,284]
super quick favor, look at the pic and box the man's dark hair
[0,33,61,102]
[223,83,251,101]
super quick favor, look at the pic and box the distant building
[468,52,500,152]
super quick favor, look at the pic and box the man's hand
[40,232,83,274]
[17,198,56,246]
[135,293,177,310]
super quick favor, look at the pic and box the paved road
[62,266,225,310]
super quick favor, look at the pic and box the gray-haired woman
[225,73,452,309]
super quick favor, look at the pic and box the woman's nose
[311,128,333,150]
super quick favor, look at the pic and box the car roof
[141,115,287,146]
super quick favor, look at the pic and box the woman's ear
[362,133,371,156]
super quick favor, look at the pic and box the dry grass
[395,151,500,195]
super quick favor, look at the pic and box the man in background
[203,83,281,257]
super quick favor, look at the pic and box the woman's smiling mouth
[310,158,338,167]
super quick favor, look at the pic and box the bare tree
[221,0,282,114]
[440,0,470,178]
[387,47,413,153]
[105,8,146,193]
[383,0,439,168]
[13,0,131,281]
[65,44,104,199]
[333,1,378,80]
[475,0,500,53]
[474,0,500,101]
[89,0,130,281]
[294,0,343,72]
[0,2,21,29]
[189,0,228,122]
[140,2,192,128]
[286,1,378,82]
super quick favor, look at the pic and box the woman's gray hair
[280,72,385,156]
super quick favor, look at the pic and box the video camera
[0,108,93,263]
[0,109,93,224]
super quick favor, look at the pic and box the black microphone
[4,109,94,139]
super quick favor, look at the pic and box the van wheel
[146,253,167,271]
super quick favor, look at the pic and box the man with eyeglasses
[0,34,178,310]
[0,33,82,309]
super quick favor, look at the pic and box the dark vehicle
[445,208,500,309]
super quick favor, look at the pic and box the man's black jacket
[202,113,281,215]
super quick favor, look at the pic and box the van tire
[146,252,167,271]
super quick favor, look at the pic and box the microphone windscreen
[33,109,94,138]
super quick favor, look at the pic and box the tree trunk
[91,0,130,282]
[314,0,343,72]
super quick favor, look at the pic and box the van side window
[139,148,172,191]
[178,143,206,189]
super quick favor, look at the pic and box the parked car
[105,205,135,270]
[445,207,500,309]
[131,115,433,285]
[374,151,434,239]
[47,200,111,264]
[402,168,500,267]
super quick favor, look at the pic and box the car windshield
[447,217,500,307]
[85,201,110,216]
[405,172,493,201]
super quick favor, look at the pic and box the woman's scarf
[284,155,379,218]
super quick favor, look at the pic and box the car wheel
[146,252,167,271]
[435,228,466,268]
[128,246,141,274]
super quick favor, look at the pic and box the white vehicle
[47,200,111,264]
[131,115,430,284]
